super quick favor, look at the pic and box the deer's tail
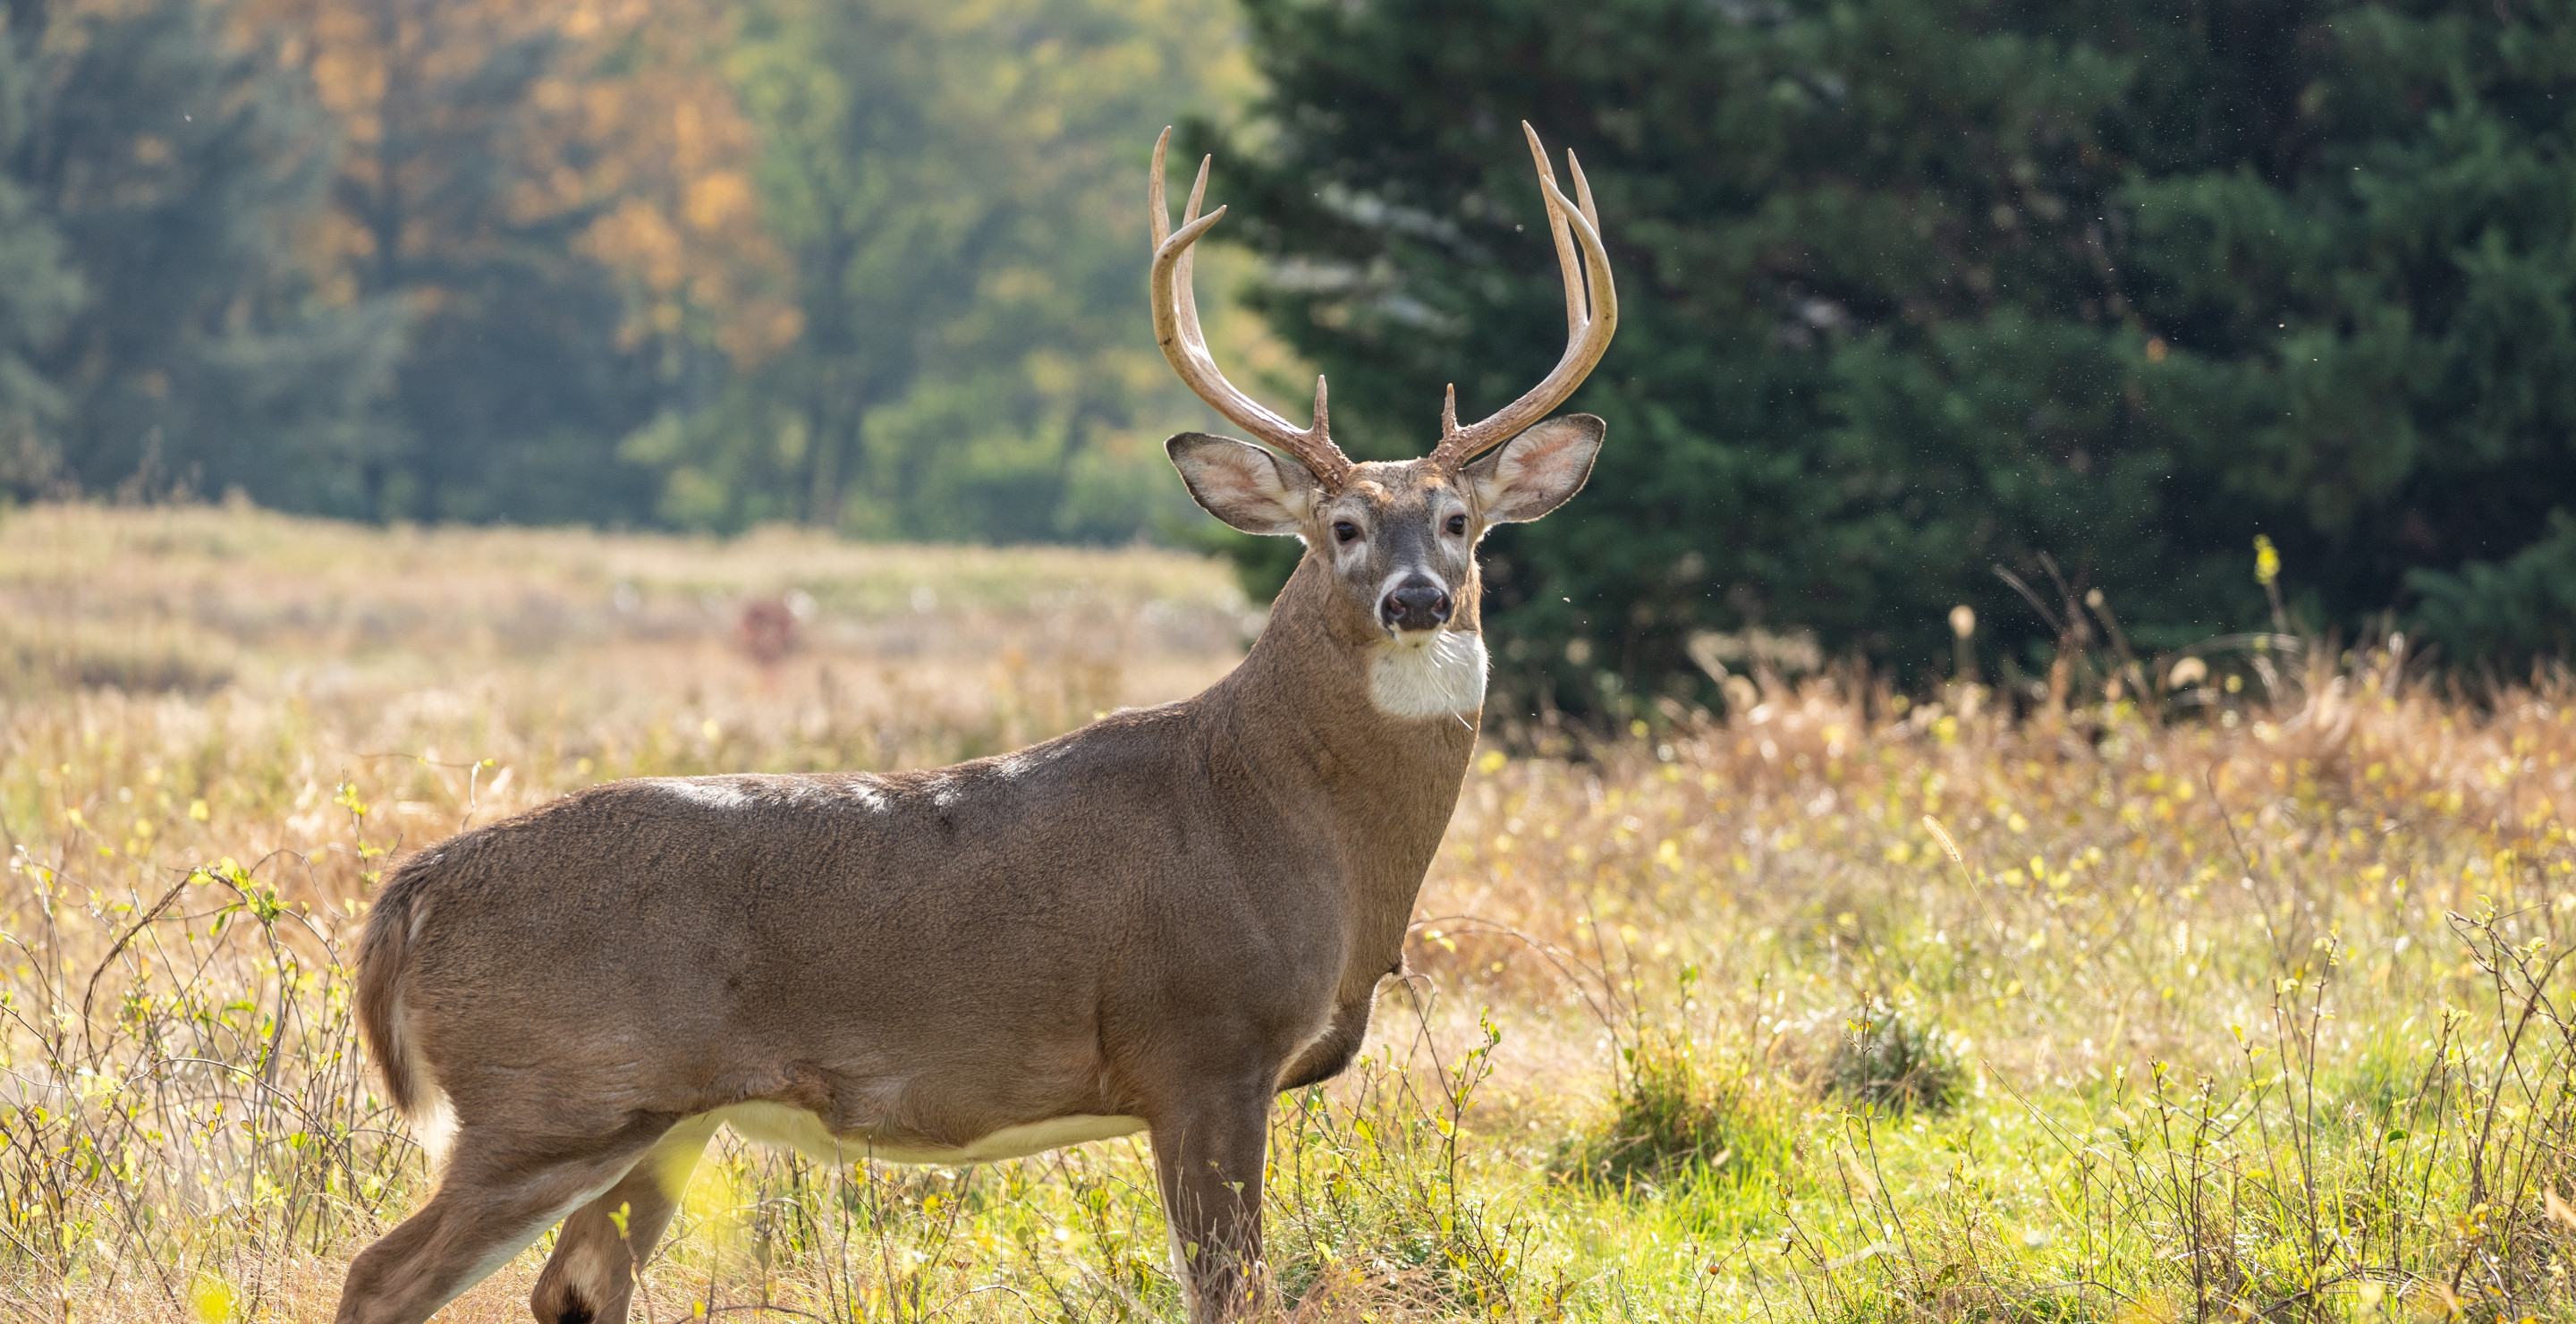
[354,858,455,1162]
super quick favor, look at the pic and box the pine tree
[5,0,401,512]
[1208,0,2576,703]
[0,3,77,493]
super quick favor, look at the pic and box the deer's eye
[1332,521,1360,544]
[1445,513,1468,537]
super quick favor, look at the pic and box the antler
[1148,128,1353,487]
[1428,123,1618,468]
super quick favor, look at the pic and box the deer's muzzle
[1380,576,1453,633]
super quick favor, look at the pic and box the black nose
[1380,577,1452,632]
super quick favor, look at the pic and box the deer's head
[1148,126,1616,717]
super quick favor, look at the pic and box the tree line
[1201,0,2576,702]
[2,0,2568,702]
[0,0,1247,540]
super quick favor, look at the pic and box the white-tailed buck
[335,123,1615,1324]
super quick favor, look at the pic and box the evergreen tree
[4,0,400,511]
[284,0,661,523]
[1204,0,2576,707]
[0,3,76,493]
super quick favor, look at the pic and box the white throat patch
[1369,631,1488,720]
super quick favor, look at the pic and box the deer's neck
[1196,554,1479,920]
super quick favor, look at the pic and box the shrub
[1825,1004,1968,1116]
[1553,1033,1782,1192]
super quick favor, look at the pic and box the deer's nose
[1380,576,1452,632]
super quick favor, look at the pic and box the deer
[333,123,1615,1324]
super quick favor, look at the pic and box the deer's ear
[1167,433,1320,536]
[1464,414,1604,523]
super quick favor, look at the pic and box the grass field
[4,503,2573,1322]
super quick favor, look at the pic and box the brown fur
[353,885,416,1116]
[334,428,1603,1324]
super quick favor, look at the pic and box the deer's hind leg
[529,1114,721,1324]
[334,1118,673,1324]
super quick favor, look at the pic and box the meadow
[2,502,2572,1322]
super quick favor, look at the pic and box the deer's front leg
[1149,1082,1272,1323]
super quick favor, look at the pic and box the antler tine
[1150,128,1172,247]
[1175,152,1212,352]
[1567,148,1601,329]
[1148,129,1353,485]
[1524,123,1585,342]
[1568,147,1601,236]
[1430,123,1619,469]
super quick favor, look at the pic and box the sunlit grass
[4,503,2573,1321]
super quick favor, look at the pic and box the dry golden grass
[4,503,2575,1322]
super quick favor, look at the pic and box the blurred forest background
[1,0,2573,704]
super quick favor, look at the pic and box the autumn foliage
[0,0,1250,536]
[238,0,796,359]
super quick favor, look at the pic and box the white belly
[707,1101,1147,1165]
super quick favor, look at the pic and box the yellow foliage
[234,0,799,361]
